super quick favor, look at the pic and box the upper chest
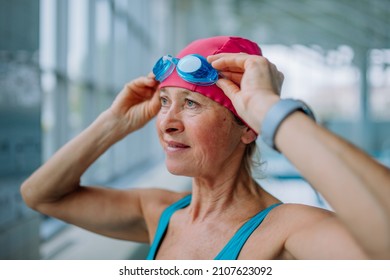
[154,209,288,260]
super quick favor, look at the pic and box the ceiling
[231,0,390,50]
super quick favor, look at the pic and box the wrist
[92,110,129,144]
[260,98,315,151]
[249,95,280,133]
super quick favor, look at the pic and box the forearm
[21,110,124,207]
[275,112,390,257]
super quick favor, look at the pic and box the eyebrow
[159,88,212,105]
[160,88,194,96]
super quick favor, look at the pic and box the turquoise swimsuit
[146,194,281,260]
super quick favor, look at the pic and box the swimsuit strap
[146,194,281,260]
[146,194,192,260]
[214,203,282,260]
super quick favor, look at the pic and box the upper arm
[282,205,368,259]
[36,185,186,243]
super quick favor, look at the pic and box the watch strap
[261,99,315,151]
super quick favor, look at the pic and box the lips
[168,141,189,148]
[165,140,190,152]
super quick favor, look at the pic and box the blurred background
[0,0,389,260]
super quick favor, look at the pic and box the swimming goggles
[153,54,219,86]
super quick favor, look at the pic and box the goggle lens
[153,54,218,86]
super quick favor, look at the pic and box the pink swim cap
[159,36,262,125]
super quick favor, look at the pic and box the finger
[147,90,162,117]
[276,71,284,95]
[147,71,156,79]
[208,52,250,61]
[122,77,157,104]
[278,71,284,84]
[130,76,158,95]
[217,66,245,73]
[209,53,248,71]
[268,61,284,84]
[267,63,284,95]
[215,78,240,101]
[136,75,158,87]
[219,71,243,85]
[207,53,237,63]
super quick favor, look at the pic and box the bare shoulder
[267,203,341,242]
[138,188,190,216]
[136,188,190,240]
[271,203,335,223]
[263,203,367,259]
[253,204,332,241]
[257,203,335,236]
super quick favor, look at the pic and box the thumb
[150,91,161,116]
[216,78,240,101]
[146,90,162,119]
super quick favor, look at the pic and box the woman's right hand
[108,73,161,137]
[20,73,162,235]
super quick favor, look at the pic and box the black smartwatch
[261,98,316,151]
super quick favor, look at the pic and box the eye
[185,99,198,109]
[160,96,169,106]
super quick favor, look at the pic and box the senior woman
[21,36,390,259]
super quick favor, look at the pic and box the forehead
[160,87,213,103]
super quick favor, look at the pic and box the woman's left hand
[208,53,283,134]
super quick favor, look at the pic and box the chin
[165,160,194,177]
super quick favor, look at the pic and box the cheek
[192,116,240,156]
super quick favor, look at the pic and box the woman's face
[156,87,246,178]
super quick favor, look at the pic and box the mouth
[165,141,190,152]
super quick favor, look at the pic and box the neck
[188,164,263,222]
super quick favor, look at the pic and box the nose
[158,105,185,134]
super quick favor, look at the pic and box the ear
[241,128,257,144]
